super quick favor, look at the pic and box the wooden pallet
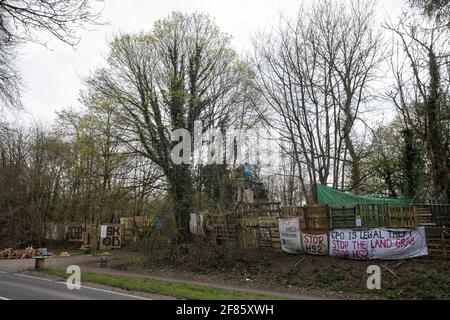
[304,205,331,231]
[213,224,238,247]
[331,207,356,228]
[239,216,280,250]
[356,204,390,228]
[388,206,417,227]
[426,227,450,260]
[415,206,436,227]
[356,205,417,228]
[431,205,450,227]
[235,202,281,218]
[280,206,305,227]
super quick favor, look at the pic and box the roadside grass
[39,268,285,300]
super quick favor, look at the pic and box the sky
[15,0,407,125]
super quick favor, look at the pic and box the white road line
[13,274,53,282]
[56,281,152,300]
[0,271,7,274]
[0,296,11,300]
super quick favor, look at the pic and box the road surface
[0,271,153,300]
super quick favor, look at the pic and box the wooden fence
[425,227,450,260]
[204,214,238,247]
[303,206,331,231]
[353,204,417,228]
[236,202,281,218]
[431,205,450,227]
[331,207,356,228]
[280,206,305,228]
[238,216,280,250]
[201,203,450,260]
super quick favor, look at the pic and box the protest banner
[278,217,301,254]
[190,213,204,235]
[329,227,428,260]
[100,224,122,250]
[302,232,328,255]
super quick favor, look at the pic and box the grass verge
[39,268,285,300]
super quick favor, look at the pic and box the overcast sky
[15,0,407,125]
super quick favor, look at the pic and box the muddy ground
[2,241,448,299]
[104,245,450,300]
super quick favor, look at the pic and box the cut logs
[0,247,42,259]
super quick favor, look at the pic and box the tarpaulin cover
[316,184,410,206]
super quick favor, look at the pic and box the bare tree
[252,0,383,201]
[86,12,254,242]
[0,33,20,109]
[386,12,450,203]
[408,0,450,25]
[0,0,103,46]
[0,0,103,110]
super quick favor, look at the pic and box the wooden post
[35,257,46,269]
[387,206,392,227]
[311,182,318,204]
[328,205,333,229]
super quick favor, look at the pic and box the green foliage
[401,128,425,200]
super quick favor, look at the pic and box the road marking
[13,274,53,282]
[0,296,11,300]
[56,281,152,300]
[0,271,7,274]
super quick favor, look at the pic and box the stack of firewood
[0,246,41,259]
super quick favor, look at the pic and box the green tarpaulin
[316,184,411,206]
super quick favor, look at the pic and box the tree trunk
[169,165,193,244]
[343,102,361,195]
[427,49,449,203]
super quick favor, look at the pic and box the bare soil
[104,246,450,300]
[3,244,448,299]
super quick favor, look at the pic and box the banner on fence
[100,224,122,250]
[329,227,428,260]
[302,233,328,256]
[190,213,204,235]
[278,217,301,254]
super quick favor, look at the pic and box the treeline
[0,0,449,245]
[256,0,449,205]
[0,113,165,247]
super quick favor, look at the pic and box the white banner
[278,218,301,254]
[99,224,122,250]
[100,225,107,238]
[190,213,204,235]
[329,227,428,260]
[302,233,328,256]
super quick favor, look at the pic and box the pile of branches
[0,246,41,259]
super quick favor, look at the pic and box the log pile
[0,247,41,259]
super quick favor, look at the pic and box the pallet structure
[425,227,450,259]
[201,203,450,260]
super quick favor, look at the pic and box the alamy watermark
[170,120,279,167]
[66,265,81,290]
[366,265,381,290]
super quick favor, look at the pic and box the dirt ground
[2,244,449,299]
[103,246,450,300]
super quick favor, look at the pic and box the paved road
[0,271,152,300]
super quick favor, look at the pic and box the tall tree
[86,12,253,242]
[386,12,450,203]
[408,0,450,25]
[252,0,383,201]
